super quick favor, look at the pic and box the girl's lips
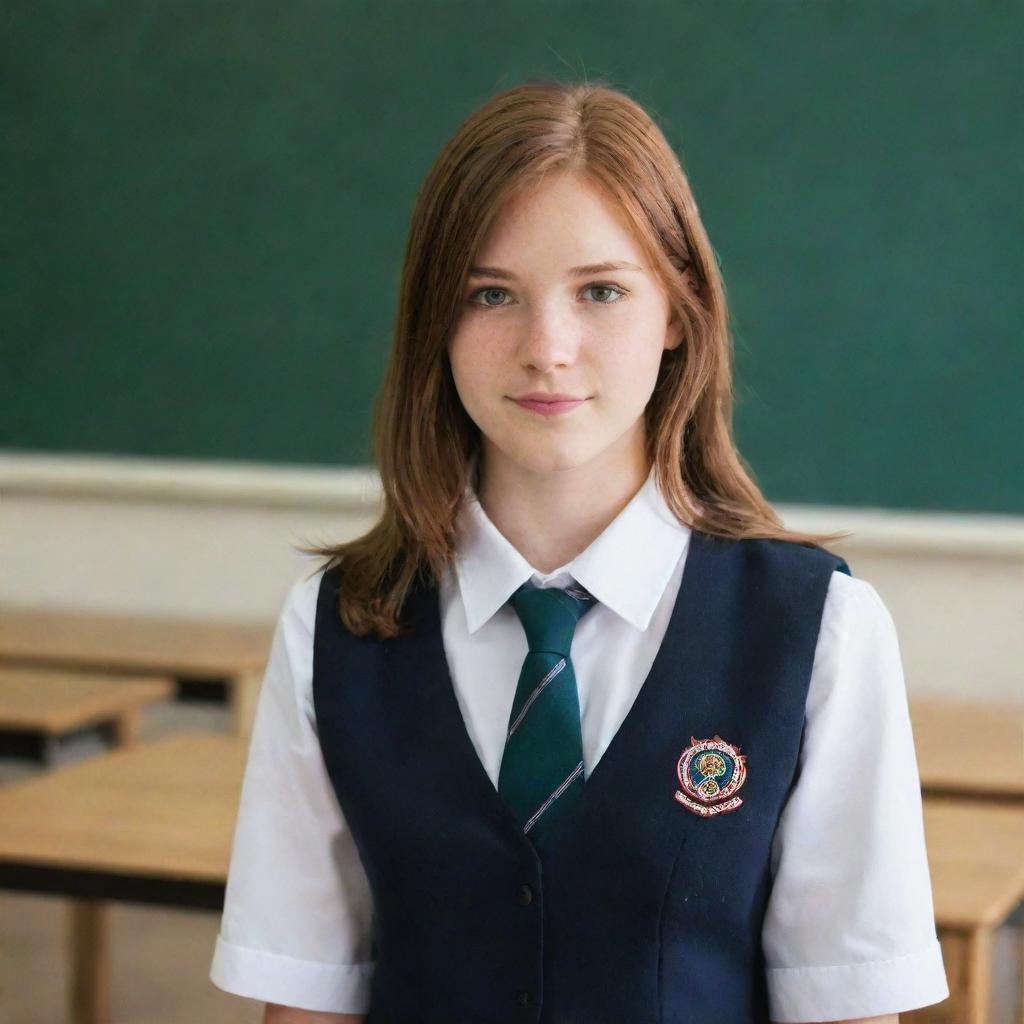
[512,397,588,416]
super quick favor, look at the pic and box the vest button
[516,989,533,1007]
[517,883,533,905]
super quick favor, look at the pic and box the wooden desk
[0,732,246,1024]
[0,607,272,737]
[0,666,175,764]
[911,697,1024,801]
[909,699,1024,1023]
[903,797,1024,1024]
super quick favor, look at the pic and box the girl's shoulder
[821,567,898,644]
[728,533,894,636]
[278,564,331,641]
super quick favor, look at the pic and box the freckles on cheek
[448,342,495,413]
[460,332,505,378]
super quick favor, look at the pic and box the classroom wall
[3,452,1022,704]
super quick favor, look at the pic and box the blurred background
[1,2,1021,1022]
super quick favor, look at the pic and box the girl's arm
[264,1004,364,1023]
[209,573,377,1013]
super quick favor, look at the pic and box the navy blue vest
[312,530,850,1023]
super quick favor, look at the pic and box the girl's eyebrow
[467,260,644,281]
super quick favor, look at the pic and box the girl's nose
[517,312,581,372]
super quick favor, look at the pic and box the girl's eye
[582,283,627,304]
[467,283,628,309]
[471,287,511,308]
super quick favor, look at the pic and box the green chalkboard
[2,1,1021,513]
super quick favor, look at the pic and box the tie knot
[508,580,597,656]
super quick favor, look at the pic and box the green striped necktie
[498,580,598,845]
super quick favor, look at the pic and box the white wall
[2,451,1022,702]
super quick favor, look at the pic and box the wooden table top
[0,606,273,681]
[0,732,246,883]
[924,796,1024,929]
[0,666,175,733]
[911,698,1024,799]
[1,726,1020,934]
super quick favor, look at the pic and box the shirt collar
[453,462,692,634]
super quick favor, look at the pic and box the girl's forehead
[473,213,650,277]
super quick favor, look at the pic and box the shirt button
[516,990,533,1007]
[517,883,533,905]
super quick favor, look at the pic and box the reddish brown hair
[299,78,850,639]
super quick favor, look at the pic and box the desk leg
[112,708,140,747]
[946,928,993,1024]
[229,670,260,739]
[67,900,110,1024]
[1018,925,1023,1024]
[936,928,993,1024]
[965,927,994,1024]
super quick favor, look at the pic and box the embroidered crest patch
[674,734,748,817]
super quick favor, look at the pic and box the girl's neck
[475,440,651,575]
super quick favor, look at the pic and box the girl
[210,80,949,1023]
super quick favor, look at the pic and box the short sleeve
[762,570,950,1022]
[209,569,377,1014]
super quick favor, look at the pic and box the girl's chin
[498,447,604,476]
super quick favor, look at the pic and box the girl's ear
[664,311,685,352]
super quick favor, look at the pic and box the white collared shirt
[210,466,949,1021]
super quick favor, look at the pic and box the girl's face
[447,171,683,483]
